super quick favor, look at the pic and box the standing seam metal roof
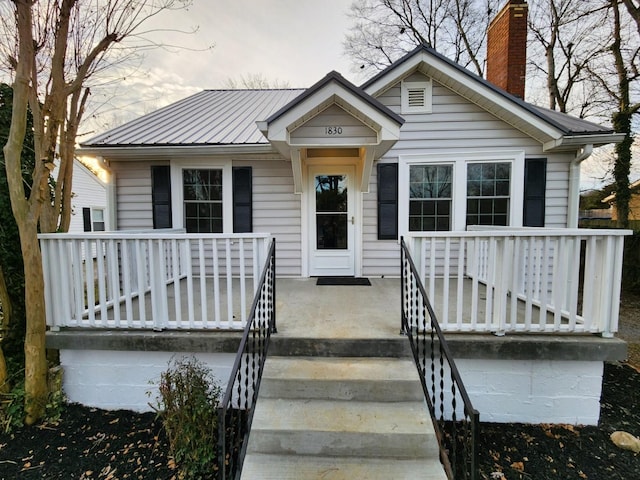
[82,89,305,147]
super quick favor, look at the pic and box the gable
[289,104,378,146]
[362,45,622,152]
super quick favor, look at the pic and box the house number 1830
[325,126,343,135]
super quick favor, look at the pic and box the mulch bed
[0,362,638,479]
[477,362,640,480]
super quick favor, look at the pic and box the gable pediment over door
[289,104,378,146]
[257,71,404,193]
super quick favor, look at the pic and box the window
[399,151,524,233]
[183,169,223,233]
[83,207,105,232]
[409,165,452,231]
[466,162,511,226]
[401,80,432,114]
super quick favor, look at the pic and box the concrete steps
[241,357,447,480]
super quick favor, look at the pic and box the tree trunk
[20,224,48,424]
[0,264,10,394]
[611,0,633,229]
[613,111,632,229]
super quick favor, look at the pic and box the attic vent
[401,80,432,114]
[407,88,426,107]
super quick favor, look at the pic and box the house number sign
[324,126,343,135]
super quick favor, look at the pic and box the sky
[85,0,358,134]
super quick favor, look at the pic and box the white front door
[308,166,356,276]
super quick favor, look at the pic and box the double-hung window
[409,164,452,231]
[466,162,511,226]
[399,151,524,233]
[183,169,223,233]
[167,161,252,234]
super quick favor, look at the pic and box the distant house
[42,0,628,430]
[68,159,109,234]
[602,178,640,222]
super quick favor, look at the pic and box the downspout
[567,144,593,228]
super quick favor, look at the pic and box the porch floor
[275,278,401,339]
[275,277,558,339]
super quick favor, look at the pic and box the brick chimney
[486,0,528,99]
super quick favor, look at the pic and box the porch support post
[567,145,593,228]
[291,148,303,194]
[360,147,375,192]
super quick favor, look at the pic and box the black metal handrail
[400,237,479,480]
[218,238,276,480]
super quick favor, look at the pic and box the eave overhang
[77,143,279,160]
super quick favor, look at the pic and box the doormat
[316,277,371,286]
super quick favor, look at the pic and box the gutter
[567,145,593,228]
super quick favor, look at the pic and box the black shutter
[523,158,547,227]
[233,167,252,233]
[82,207,92,232]
[377,163,398,240]
[151,166,172,229]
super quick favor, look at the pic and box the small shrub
[0,379,25,433]
[152,356,223,479]
[0,365,66,432]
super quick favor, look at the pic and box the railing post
[271,238,277,334]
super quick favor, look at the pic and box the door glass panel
[315,175,348,250]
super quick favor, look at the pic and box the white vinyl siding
[111,160,157,230]
[238,159,302,277]
[363,77,571,275]
[289,104,377,145]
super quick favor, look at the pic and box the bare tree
[224,73,291,89]
[621,0,640,34]
[527,0,610,114]
[1,0,192,424]
[344,0,501,77]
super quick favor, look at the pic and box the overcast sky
[83,0,358,136]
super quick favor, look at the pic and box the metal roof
[81,89,305,147]
[528,105,613,135]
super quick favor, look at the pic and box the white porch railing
[406,228,632,337]
[39,232,272,330]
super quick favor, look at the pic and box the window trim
[399,151,525,233]
[401,80,432,114]
[170,159,233,233]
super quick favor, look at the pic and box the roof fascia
[77,144,279,160]
[543,133,627,152]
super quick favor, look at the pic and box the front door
[309,166,356,276]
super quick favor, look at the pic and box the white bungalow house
[43,0,629,440]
